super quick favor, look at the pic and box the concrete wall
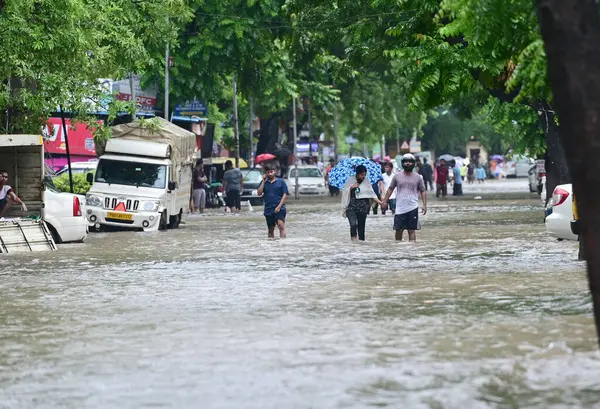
[466,141,489,165]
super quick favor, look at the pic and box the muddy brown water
[1,180,597,408]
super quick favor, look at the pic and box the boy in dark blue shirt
[257,163,289,238]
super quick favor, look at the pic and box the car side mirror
[168,181,177,191]
[86,173,94,184]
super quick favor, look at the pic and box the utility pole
[59,106,74,194]
[333,105,339,163]
[233,74,240,168]
[292,97,299,200]
[164,45,170,121]
[249,96,254,167]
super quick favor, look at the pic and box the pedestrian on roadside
[371,155,384,215]
[382,154,427,242]
[435,159,449,198]
[257,163,289,239]
[461,162,468,182]
[420,158,434,191]
[381,161,397,216]
[451,160,464,196]
[0,170,27,218]
[341,165,383,242]
[222,160,243,214]
[325,159,339,196]
[476,165,486,183]
[467,163,475,184]
[192,160,207,214]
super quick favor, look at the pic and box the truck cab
[85,123,194,232]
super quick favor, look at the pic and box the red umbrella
[255,153,277,164]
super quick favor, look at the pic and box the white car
[44,184,88,243]
[286,165,328,195]
[545,183,577,241]
[506,156,535,178]
[55,160,98,177]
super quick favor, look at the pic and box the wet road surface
[1,180,597,409]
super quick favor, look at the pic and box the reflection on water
[1,191,598,409]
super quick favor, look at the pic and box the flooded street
[1,180,597,409]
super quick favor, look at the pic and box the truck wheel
[159,211,168,231]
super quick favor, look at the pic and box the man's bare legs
[268,227,275,238]
[277,220,287,239]
[396,229,416,242]
[395,229,404,241]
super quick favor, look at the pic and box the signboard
[174,98,208,117]
[111,76,158,113]
[43,118,99,156]
[400,141,410,150]
[410,140,422,153]
[346,136,358,145]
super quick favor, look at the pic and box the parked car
[527,165,545,195]
[285,165,327,196]
[55,160,98,177]
[545,183,577,241]
[240,168,264,205]
[506,156,534,178]
[44,182,88,243]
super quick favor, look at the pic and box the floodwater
[1,180,597,409]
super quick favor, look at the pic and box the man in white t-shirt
[381,161,397,215]
[0,171,28,218]
[382,154,427,242]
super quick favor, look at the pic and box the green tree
[0,0,191,136]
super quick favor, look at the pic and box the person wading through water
[341,165,383,242]
[257,163,289,239]
[382,154,427,242]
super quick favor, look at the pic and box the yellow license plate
[107,212,133,221]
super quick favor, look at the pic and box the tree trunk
[538,104,571,202]
[536,0,600,346]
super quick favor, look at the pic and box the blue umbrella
[328,157,383,189]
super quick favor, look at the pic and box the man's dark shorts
[0,198,7,212]
[226,189,241,209]
[265,210,286,228]
[394,208,420,231]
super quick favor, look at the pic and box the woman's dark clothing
[347,187,370,241]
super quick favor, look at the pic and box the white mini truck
[85,118,196,232]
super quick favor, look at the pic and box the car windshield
[289,168,322,178]
[95,159,167,189]
[243,169,262,183]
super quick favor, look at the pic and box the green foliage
[0,0,192,134]
[52,173,93,195]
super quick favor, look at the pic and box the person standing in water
[382,154,427,242]
[222,160,243,214]
[420,158,434,191]
[258,163,289,239]
[381,161,397,216]
[341,165,383,242]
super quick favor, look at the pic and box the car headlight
[86,194,103,207]
[251,189,258,196]
[143,201,159,211]
[318,184,324,188]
